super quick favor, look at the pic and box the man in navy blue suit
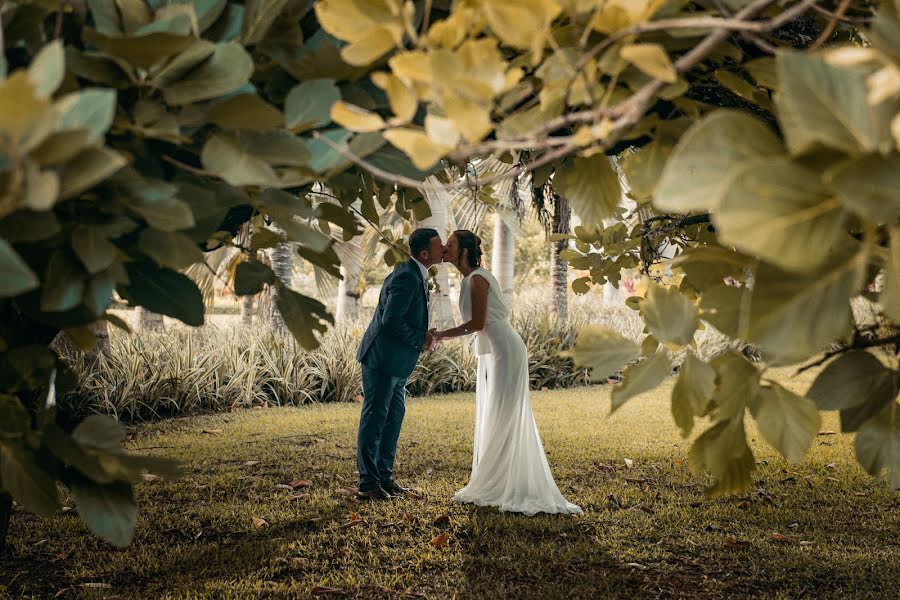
[355,228,443,500]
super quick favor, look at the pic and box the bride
[433,230,582,516]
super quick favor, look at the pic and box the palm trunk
[422,182,454,327]
[240,223,256,327]
[268,226,292,333]
[491,214,516,306]
[138,307,163,331]
[336,235,361,322]
[0,493,11,557]
[91,319,110,354]
[550,193,571,322]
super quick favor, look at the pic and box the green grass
[3,369,899,599]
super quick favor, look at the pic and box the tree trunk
[240,222,256,327]
[91,319,110,354]
[550,192,571,322]
[268,226,292,334]
[491,214,516,306]
[422,182,454,327]
[138,307,164,331]
[335,235,361,322]
[0,493,12,557]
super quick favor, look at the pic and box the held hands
[425,328,443,352]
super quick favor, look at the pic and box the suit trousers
[357,364,407,492]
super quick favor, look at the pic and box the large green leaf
[747,254,865,365]
[285,79,340,132]
[709,352,759,422]
[713,159,848,273]
[234,261,275,296]
[83,27,194,71]
[84,270,117,316]
[824,154,900,224]
[238,131,312,166]
[69,479,138,548]
[688,417,755,496]
[150,40,217,88]
[0,445,60,517]
[201,132,280,187]
[137,230,205,270]
[675,246,752,292]
[562,325,640,381]
[41,251,86,312]
[71,225,118,274]
[775,51,896,156]
[209,93,285,130]
[162,42,254,105]
[619,134,673,200]
[671,354,716,437]
[0,238,40,297]
[55,88,117,145]
[553,155,621,228]
[122,262,204,326]
[72,414,126,454]
[275,282,334,350]
[611,351,671,412]
[654,110,784,212]
[807,351,897,413]
[854,403,900,490]
[27,40,65,99]
[639,284,698,345]
[751,382,821,462]
[58,147,128,200]
[242,0,290,44]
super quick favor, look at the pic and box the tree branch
[795,331,900,375]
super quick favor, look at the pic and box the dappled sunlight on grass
[4,374,899,598]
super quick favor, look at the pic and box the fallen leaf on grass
[312,586,347,596]
[289,479,312,489]
[81,583,112,589]
[623,458,634,469]
[799,540,815,546]
[252,517,269,528]
[340,513,362,529]
[674,457,684,466]
[275,484,294,490]
[625,562,647,570]
[430,533,449,548]
[770,533,797,544]
[826,463,836,469]
[243,461,260,466]
[289,493,309,501]
[432,515,450,526]
[724,537,750,548]
[202,429,223,435]
[817,430,837,436]
[142,474,159,482]
[335,487,357,497]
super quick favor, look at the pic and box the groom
[355,228,443,500]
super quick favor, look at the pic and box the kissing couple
[354,228,581,516]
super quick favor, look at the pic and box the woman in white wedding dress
[433,230,582,516]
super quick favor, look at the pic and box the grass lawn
[3,368,899,599]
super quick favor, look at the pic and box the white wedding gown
[453,267,582,516]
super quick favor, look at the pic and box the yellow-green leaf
[562,325,639,381]
[330,101,386,132]
[554,155,621,228]
[751,382,821,462]
[672,354,716,437]
[620,43,677,83]
[639,284,699,346]
[383,128,451,171]
[611,351,671,412]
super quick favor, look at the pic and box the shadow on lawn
[454,505,706,600]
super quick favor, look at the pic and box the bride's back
[459,267,509,325]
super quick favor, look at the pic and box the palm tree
[335,232,362,321]
[421,179,455,328]
[267,223,292,333]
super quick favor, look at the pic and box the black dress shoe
[356,486,392,501]
[380,480,410,496]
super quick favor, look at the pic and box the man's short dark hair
[409,228,439,258]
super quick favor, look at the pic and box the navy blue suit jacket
[356,259,429,378]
